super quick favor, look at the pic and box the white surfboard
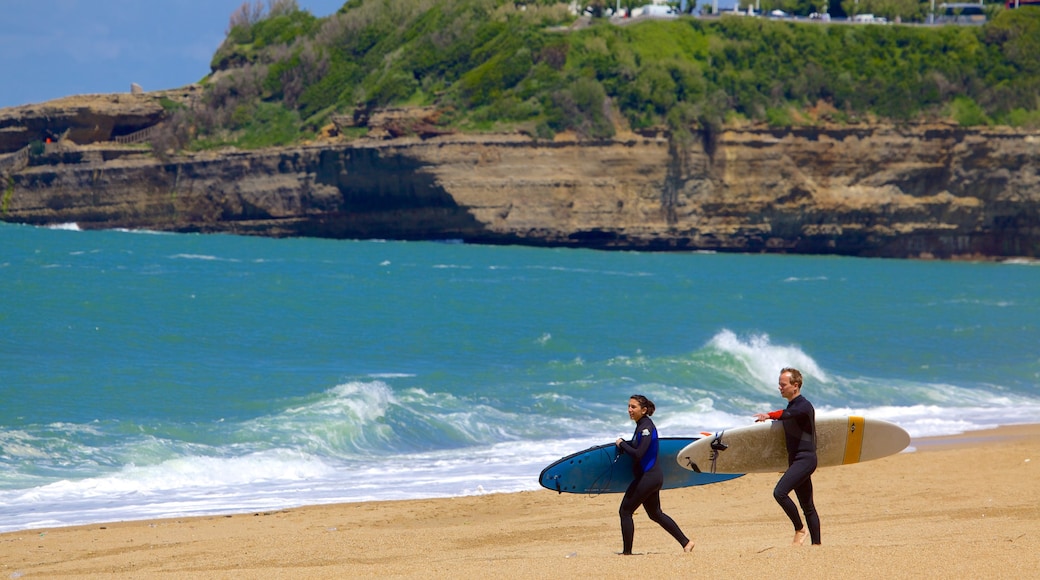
[676,416,910,474]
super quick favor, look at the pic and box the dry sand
[2,425,1038,579]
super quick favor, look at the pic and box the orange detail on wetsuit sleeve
[767,410,783,420]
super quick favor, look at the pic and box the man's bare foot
[684,540,695,553]
[792,528,808,546]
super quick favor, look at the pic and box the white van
[640,4,677,17]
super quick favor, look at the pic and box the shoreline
[909,422,1040,449]
[3,424,1038,578]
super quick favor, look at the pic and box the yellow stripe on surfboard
[842,416,866,464]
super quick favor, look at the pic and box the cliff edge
[2,96,1038,259]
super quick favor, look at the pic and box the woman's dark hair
[630,394,655,417]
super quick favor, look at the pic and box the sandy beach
[2,425,1037,579]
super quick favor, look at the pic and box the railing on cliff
[114,123,163,145]
[0,145,31,175]
[1,130,76,176]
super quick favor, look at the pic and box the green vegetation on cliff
[163,0,1040,150]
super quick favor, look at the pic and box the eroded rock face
[0,92,192,153]
[3,123,1039,259]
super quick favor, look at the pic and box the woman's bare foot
[792,528,808,546]
[684,540,695,553]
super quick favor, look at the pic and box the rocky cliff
[3,103,1039,259]
[0,92,193,152]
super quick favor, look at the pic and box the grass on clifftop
[158,0,1040,152]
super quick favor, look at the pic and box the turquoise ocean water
[2,222,1038,532]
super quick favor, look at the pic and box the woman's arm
[617,419,653,460]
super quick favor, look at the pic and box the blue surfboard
[538,437,743,494]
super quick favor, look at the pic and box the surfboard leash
[586,447,623,497]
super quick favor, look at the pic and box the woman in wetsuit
[615,394,695,555]
[754,367,821,546]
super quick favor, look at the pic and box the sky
[0,0,347,109]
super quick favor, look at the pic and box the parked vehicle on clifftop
[638,4,677,17]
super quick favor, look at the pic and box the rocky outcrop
[0,89,198,153]
[3,114,1039,259]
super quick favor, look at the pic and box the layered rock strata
[3,122,1038,259]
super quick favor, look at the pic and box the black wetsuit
[772,394,821,545]
[617,415,690,554]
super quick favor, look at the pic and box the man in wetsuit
[754,367,821,546]
[615,394,695,555]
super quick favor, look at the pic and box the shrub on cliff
[174,0,1040,152]
[950,96,992,127]
[212,0,321,70]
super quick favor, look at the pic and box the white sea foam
[0,438,575,533]
[169,253,240,262]
[1002,258,1040,266]
[706,329,830,390]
